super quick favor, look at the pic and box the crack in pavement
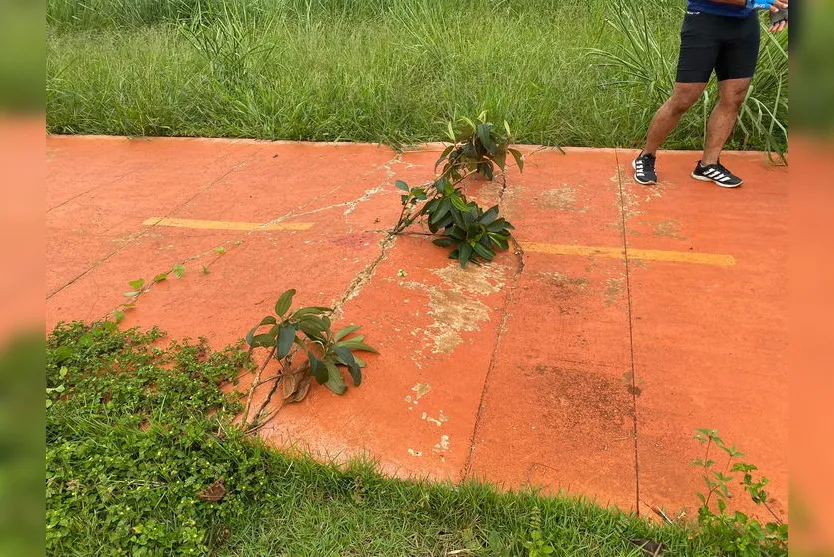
[54,146,401,318]
[461,175,527,480]
[330,153,405,317]
[98,150,402,321]
[47,148,266,300]
[613,148,642,516]
[251,152,401,233]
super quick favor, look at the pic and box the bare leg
[701,78,751,165]
[642,82,708,155]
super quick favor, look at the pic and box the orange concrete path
[46,136,787,520]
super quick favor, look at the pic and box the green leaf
[258,316,278,326]
[450,195,469,212]
[333,346,356,367]
[274,289,296,317]
[490,149,507,170]
[429,199,451,224]
[172,264,186,278]
[488,233,510,251]
[477,123,498,155]
[201,266,210,275]
[297,318,327,339]
[249,334,274,349]
[123,291,141,297]
[291,307,330,319]
[152,273,168,283]
[113,310,125,323]
[446,121,456,142]
[334,346,362,386]
[245,324,259,346]
[435,145,455,169]
[480,206,500,226]
[128,278,145,291]
[458,243,473,267]
[395,180,410,192]
[323,360,347,395]
[309,353,328,383]
[336,339,379,354]
[472,242,495,261]
[347,363,362,386]
[509,148,524,173]
[432,238,454,248]
[277,325,297,359]
[214,246,225,254]
[334,324,361,342]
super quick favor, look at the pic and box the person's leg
[700,77,752,164]
[642,82,708,156]
[641,11,719,156]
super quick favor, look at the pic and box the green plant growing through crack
[114,263,187,322]
[242,289,377,431]
[112,243,234,322]
[391,113,522,268]
[691,428,788,557]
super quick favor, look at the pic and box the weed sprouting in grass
[691,429,788,557]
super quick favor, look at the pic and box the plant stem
[243,345,275,426]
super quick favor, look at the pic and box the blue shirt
[687,0,754,17]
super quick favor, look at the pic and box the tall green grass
[46,0,788,152]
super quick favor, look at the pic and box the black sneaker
[691,160,743,188]
[632,152,657,185]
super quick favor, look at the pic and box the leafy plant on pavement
[114,264,186,323]
[691,429,788,557]
[391,113,521,268]
[242,289,377,430]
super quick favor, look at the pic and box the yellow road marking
[143,217,314,232]
[520,242,735,266]
[141,218,734,266]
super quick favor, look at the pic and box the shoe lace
[711,160,729,173]
[640,154,656,172]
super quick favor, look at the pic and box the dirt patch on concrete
[527,364,633,435]
[537,186,588,213]
[537,271,591,316]
[604,276,626,307]
[646,219,686,240]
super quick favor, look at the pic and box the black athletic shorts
[676,11,761,83]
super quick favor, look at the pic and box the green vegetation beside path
[46,0,787,153]
[46,321,787,555]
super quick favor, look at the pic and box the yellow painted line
[142,217,314,232]
[141,218,733,266]
[520,242,736,267]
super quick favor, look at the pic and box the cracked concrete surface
[46,138,788,521]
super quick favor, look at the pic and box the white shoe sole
[690,172,742,188]
[632,159,656,185]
